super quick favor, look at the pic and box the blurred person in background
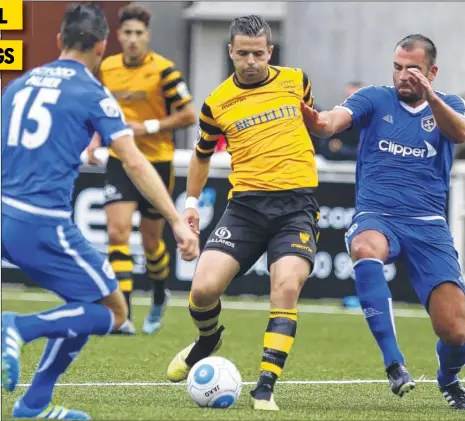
[88,4,196,335]
[318,81,363,161]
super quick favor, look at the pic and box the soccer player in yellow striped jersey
[167,15,320,411]
[92,5,196,335]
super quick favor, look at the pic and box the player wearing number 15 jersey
[1,4,197,419]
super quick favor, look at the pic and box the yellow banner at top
[0,0,23,30]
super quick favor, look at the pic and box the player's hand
[300,101,328,131]
[127,121,147,137]
[407,68,437,102]
[171,218,200,261]
[87,132,103,165]
[183,208,200,235]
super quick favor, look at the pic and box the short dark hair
[396,34,437,67]
[230,15,272,45]
[118,4,151,27]
[61,3,109,52]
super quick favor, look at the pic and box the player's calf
[143,240,170,335]
[167,290,225,382]
[107,243,134,326]
[349,227,410,396]
[167,250,238,382]
[184,294,224,367]
[430,282,465,393]
[250,256,307,410]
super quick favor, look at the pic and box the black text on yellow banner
[0,41,23,70]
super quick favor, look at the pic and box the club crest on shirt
[421,115,436,132]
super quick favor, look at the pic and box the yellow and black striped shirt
[196,66,317,198]
[100,51,192,162]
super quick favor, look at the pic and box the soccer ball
[187,356,242,408]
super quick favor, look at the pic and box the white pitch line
[2,291,429,319]
[16,379,444,388]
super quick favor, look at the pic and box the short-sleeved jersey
[100,51,192,163]
[196,66,317,198]
[339,85,465,217]
[1,59,131,214]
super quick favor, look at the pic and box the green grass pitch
[1,287,464,420]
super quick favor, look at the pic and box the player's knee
[107,224,131,245]
[142,237,161,255]
[270,276,301,307]
[436,322,465,347]
[351,238,379,261]
[190,282,222,308]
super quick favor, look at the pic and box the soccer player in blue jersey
[302,34,465,410]
[1,4,198,419]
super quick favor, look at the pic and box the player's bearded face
[393,47,431,104]
[118,20,150,62]
[229,35,273,84]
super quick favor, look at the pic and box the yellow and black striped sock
[257,308,297,392]
[145,241,170,306]
[109,244,133,320]
[185,293,224,367]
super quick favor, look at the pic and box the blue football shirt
[339,86,465,217]
[1,59,132,214]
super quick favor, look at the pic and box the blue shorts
[2,210,118,303]
[345,213,465,308]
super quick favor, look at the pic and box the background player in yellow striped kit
[90,5,196,335]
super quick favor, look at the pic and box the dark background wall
[1,1,129,88]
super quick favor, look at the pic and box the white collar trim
[400,101,429,114]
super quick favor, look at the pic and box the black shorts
[104,156,174,220]
[203,190,320,276]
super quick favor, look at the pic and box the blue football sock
[354,258,405,367]
[22,335,89,409]
[436,339,465,388]
[15,302,114,343]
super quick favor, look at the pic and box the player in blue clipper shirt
[302,34,465,410]
[1,4,198,420]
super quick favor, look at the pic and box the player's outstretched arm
[111,134,199,260]
[183,154,211,234]
[301,102,352,138]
